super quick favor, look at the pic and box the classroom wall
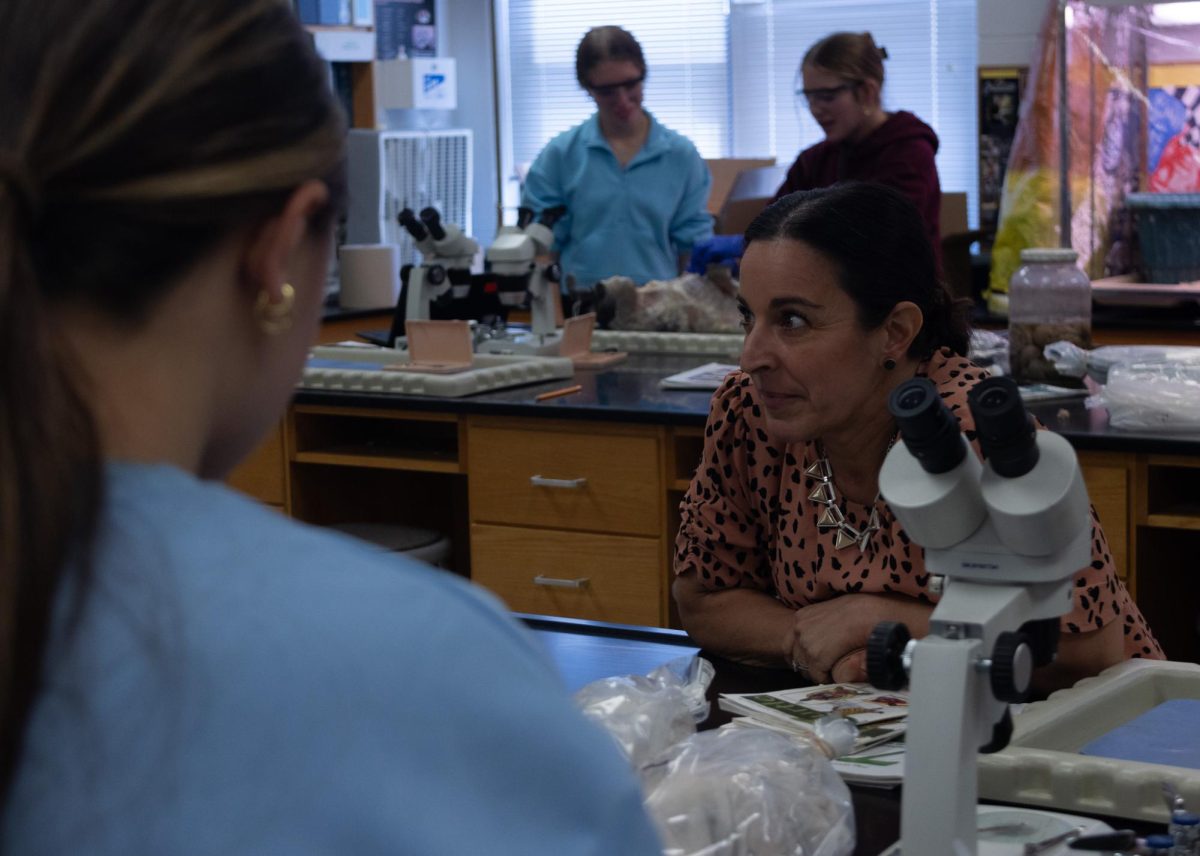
[442,0,500,248]
[978,0,1048,68]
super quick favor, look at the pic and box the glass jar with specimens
[1008,248,1093,387]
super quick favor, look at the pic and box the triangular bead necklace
[804,448,883,552]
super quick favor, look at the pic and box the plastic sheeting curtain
[987,0,1200,304]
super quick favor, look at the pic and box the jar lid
[1019,247,1078,263]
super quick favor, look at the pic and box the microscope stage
[476,331,563,356]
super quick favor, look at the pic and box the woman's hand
[782,593,933,684]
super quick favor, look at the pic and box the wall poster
[374,0,436,60]
[1147,63,1200,192]
[979,67,1027,242]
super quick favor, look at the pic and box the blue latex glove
[687,234,745,275]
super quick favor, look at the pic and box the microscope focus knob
[990,631,1034,703]
[426,265,446,286]
[867,621,911,691]
[545,262,561,284]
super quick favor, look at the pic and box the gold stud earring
[255,283,295,336]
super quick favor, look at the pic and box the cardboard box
[705,158,776,216]
[705,159,785,235]
[940,191,968,237]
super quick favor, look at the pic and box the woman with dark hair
[0,1,661,852]
[521,25,713,287]
[673,183,1162,693]
[690,31,943,272]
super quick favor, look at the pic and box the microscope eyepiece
[516,206,535,230]
[895,385,928,412]
[889,377,966,474]
[419,207,447,241]
[967,376,1039,478]
[397,207,427,241]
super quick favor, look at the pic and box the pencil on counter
[535,384,583,402]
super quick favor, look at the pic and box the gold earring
[255,283,295,336]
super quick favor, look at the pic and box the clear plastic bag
[968,328,1010,375]
[1090,361,1200,431]
[640,725,856,856]
[1045,341,1200,383]
[574,655,715,770]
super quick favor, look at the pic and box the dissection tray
[300,345,574,397]
[590,329,743,356]
[978,659,1200,822]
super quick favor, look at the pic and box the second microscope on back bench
[389,206,479,347]
[477,205,566,356]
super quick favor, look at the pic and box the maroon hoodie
[773,111,942,268]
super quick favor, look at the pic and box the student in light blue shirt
[521,25,713,287]
[0,2,662,853]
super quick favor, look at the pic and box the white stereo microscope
[389,206,478,347]
[476,205,566,356]
[867,375,1093,855]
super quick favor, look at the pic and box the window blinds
[730,0,979,226]
[497,0,978,226]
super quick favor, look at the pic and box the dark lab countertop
[973,301,1200,334]
[294,350,1200,456]
[295,352,722,427]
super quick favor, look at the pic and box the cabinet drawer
[471,524,663,626]
[468,425,660,536]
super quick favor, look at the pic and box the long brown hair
[0,0,345,799]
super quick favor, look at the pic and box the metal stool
[329,522,452,569]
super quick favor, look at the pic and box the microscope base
[879,805,1111,855]
[476,331,563,356]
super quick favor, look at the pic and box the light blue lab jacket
[522,112,713,287]
[4,462,662,855]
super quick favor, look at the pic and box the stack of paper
[720,682,909,787]
[658,362,740,390]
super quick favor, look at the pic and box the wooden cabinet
[261,401,1183,632]
[230,313,1198,634]
[1131,455,1200,662]
[1078,451,1132,583]
[466,416,669,625]
[226,422,288,511]
[285,404,471,575]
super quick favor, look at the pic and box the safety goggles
[588,75,645,99]
[796,81,859,106]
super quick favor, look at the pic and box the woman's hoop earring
[883,357,897,371]
[255,283,295,336]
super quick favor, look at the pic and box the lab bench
[228,314,1200,660]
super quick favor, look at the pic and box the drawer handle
[533,575,591,589]
[529,475,588,489]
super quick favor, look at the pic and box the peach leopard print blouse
[674,348,1164,660]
